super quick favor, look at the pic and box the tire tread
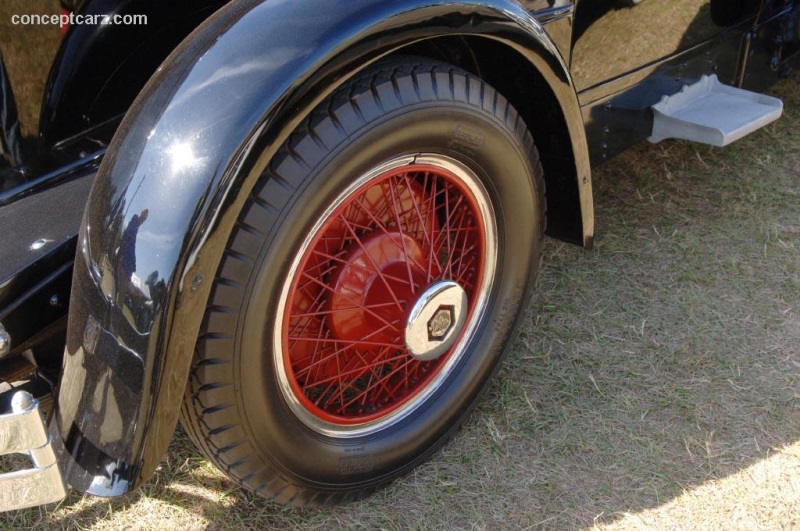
[180,58,546,507]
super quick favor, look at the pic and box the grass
[2,5,800,529]
[0,0,61,137]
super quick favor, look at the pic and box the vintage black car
[0,0,797,511]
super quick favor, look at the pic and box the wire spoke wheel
[275,155,497,436]
[181,59,544,506]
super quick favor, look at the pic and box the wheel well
[391,36,584,245]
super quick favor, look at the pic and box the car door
[571,0,762,92]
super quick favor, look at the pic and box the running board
[649,75,783,147]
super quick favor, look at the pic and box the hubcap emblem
[428,307,454,341]
[406,281,468,361]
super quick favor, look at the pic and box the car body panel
[571,0,762,92]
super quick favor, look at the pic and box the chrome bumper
[0,391,67,511]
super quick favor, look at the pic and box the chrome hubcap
[405,281,468,361]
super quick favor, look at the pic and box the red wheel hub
[328,230,437,349]
[283,162,486,425]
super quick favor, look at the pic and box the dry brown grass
[0,0,61,136]
[1,3,800,529]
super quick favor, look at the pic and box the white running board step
[648,75,783,147]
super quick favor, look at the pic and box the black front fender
[51,0,590,495]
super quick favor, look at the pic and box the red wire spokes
[283,166,483,423]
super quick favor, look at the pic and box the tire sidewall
[238,103,541,490]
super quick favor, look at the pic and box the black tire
[180,58,546,506]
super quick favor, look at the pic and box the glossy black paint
[40,0,229,149]
[571,0,761,92]
[580,24,749,164]
[575,0,799,164]
[50,0,591,495]
[0,53,22,172]
[0,163,97,365]
[0,149,103,209]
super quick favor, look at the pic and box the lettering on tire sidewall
[338,447,375,476]
[448,124,485,156]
